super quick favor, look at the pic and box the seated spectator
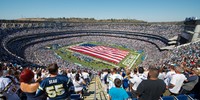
[20,68,46,100]
[35,63,73,100]
[168,66,188,95]
[136,68,166,100]
[72,73,86,99]
[179,68,199,94]
[108,78,129,100]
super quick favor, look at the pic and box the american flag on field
[69,44,129,64]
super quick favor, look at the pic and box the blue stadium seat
[188,93,200,100]
[176,94,188,100]
[161,96,175,100]
[70,94,81,100]
[132,98,137,100]
[127,92,132,97]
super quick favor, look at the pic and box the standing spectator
[20,68,46,100]
[72,73,86,99]
[35,63,73,100]
[108,78,129,100]
[138,67,147,80]
[108,68,123,90]
[164,65,176,86]
[136,68,166,100]
[129,68,142,98]
[0,65,20,100]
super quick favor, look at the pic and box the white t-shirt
[0,77,20,100]
[108,74,123,89]
[138,73,147,80]
[158,72,166,80]
[129,74,142,91]
[73,78,84,92]
[169,74,187,94]
[82,72,89,79]
[164,71,176,86]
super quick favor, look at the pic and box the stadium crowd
[0,22,200,100]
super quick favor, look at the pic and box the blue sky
[0,0,199,22]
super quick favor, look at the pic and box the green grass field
[54,42,144,70]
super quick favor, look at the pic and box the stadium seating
[175,94,188,100]
[161,96,175,100]
[70,94,81,100]
[188,93,200,100]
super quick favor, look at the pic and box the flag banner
[69,44,129,64]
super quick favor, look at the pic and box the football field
[55,42,143,69]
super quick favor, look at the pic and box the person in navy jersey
[35,63,73,100]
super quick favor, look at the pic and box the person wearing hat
[168,66,188,95]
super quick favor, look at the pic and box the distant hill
[17,17,147,23]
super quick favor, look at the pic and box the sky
[0,0,200,22]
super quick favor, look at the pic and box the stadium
[0,18,200,100]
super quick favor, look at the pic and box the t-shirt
[164,71,176,86]
[108,74,123,90]
[136,79,166,100]
[35,75,72,100]
[169,74,187,94]
[73,78,84,92]
[0,77,20,100]
[109,87,129,100]
[129,74,142,91]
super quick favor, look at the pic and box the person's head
[48,63,58,75]
[175,67,184,74]
[169,65,175,70]
[114,78,122,88]
[148,68,159,79]
[138,67,144,74]
[112,68,117,74]
[75,73,80,81]
[20,68,34,83]
[133,68,137,74]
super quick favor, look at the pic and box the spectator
[129,68,142,98]
[168,66,188,95]
[72,73,86,99]
[136,68,166,100]
[164,64,176,86]
[35,63,73,100]
[0,64,20,100]
[108,68,123,90]
[179,68,199,94]
[20,68,46,100]
[108,78,129,100]
[138,67,147,80]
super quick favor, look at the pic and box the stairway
[84,76,108,100]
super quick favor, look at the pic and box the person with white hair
[168,66,188,95]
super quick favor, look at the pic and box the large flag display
[69,44,129,64]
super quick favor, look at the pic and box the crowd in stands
[99,40,200,100]
[0,22,199,100]
[0,62,93,100]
